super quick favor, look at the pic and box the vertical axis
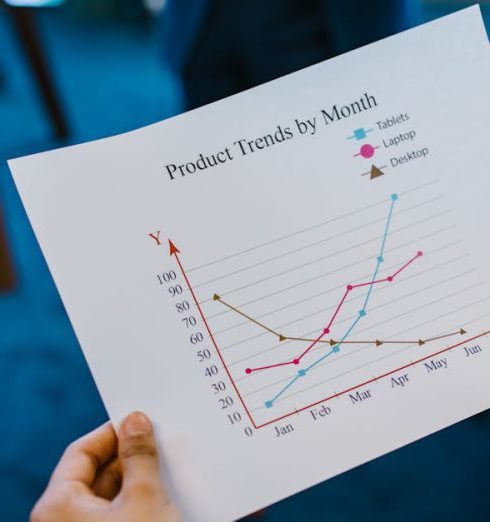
[169,241,258,429]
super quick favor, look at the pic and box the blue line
[269,375,301,404]
[305,314,362,372]
[265,194,398,407]
[362,260,381,310]
[363,196,396,309]
[304,348,336,372]
[379,197,396,256]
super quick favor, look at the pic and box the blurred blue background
[1,1,489,521]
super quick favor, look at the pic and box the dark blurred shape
[161,0,417,109]
[69,0,149,23]
[5,3,69,139]
[0,61,5,90]
[0,207,15,292]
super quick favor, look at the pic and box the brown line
[283,336,333,345]
[217,297,281,337]
[343,340,420,345]
[283,337,420,345]
[423,331,463,343]
[214,294,468,348]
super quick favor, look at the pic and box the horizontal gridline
[192,195,444,289]
[232,273,481,372]
[212,242,465,338]
[203,227,459,320]
[199,210,453,304]
[187,179,442,273]
[220,249,470,354]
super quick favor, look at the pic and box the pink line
[246,361,295,373]
[326,288,350,330]
[351,278,389,289]
[245,251,422,375]
[298,331,328,360]
[391,251,423,278]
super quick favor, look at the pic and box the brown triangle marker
[370,165,385,179]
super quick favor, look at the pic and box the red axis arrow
[168,239,257,429]
[168,239,180,256]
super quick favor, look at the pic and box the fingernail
[124,411,152,435]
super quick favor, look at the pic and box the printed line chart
[172,180,490,428]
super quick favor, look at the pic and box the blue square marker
[377,255,384,263]
[359,310,367,317]
[354,128,367,140]
[347,128,372,140]
[265,401,273,409]
[298,370,306,377]
[391,193,399,201]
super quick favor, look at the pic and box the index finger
[50,422,117,486]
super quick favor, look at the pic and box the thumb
[118,412,165,498]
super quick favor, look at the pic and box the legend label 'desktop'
[348,113,430,180]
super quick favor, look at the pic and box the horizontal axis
[254,329,490,429]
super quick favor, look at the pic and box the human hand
[31,412,181,522]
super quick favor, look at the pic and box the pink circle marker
[417,250,424,257]
[347,284,353,291]
[387,276,394,282]
[245,368,252,374]
[360,144,376,159]
[323,328,330,334]
[293,359,300,365]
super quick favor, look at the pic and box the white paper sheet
[8,7,490,521]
